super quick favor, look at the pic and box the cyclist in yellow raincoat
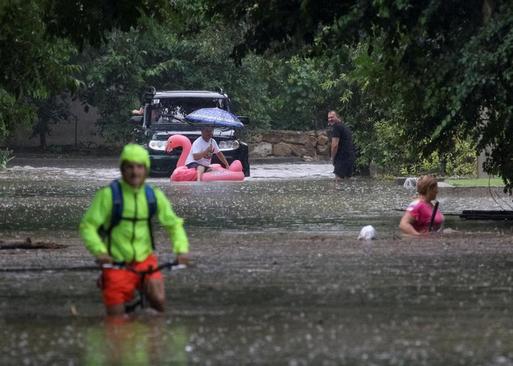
[80,144,189,316]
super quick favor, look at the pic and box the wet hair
[328,110,343,122]
[416,175,438,195]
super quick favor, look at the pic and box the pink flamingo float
[165,134,245,182]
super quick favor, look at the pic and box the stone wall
[248,130,330,161]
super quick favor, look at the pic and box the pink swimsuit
[406,199,444,233]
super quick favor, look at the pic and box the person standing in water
[400,175,445,235]
[80,144,189,316]
[185,126,230,181]
[327,111,355,181]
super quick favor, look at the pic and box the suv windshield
[151,97,228,124]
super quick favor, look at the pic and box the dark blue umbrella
[185,107,244,129]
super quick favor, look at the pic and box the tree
[0,2,78,144]
[43,0,173,47]
[32,96,73,150]
[209,0,513,192]
[0,0,173,145]
[79,11,280,141]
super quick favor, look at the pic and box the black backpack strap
[145,184,157,219]
[110,180,124,228]
[100,181,157,254]
[105,180,123,255]
[144,184,157,250]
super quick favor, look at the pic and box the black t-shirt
[331,123,355,160]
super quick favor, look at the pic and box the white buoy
[403,177,418,189]
[358,225,377,240]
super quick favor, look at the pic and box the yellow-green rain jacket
[79,179,188,262]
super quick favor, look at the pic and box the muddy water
[1,160,513,365]
[1,162,511,235]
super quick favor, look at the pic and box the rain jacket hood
[120,144,151,170]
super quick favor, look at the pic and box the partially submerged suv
[132,90,250,177]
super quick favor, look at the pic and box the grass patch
[446,177,504,187]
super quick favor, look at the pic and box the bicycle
[100,260,187,313]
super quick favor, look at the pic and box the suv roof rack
[154,90,227,99]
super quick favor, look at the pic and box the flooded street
[1,158,513,365]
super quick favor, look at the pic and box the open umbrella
[185,107,244,129]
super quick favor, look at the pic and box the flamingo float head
[165,134,193,168]
[165,134,192,153]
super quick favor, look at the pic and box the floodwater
[1,158,513,365]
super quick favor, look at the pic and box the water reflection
[84,318,188,366]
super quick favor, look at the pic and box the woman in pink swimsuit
[400,175,444,235]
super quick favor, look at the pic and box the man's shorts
[101,254,162,307]
[334,158,355,178]
[186,162,210,169]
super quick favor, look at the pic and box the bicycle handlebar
[0,260,189,273]
[100,260,187,274]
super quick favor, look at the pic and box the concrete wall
[8,99,106,148]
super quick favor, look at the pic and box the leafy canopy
[209,0,513,192]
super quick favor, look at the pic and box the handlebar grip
[100,262,125,269]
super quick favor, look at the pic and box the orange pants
[101,254,162,307]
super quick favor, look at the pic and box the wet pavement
[1,158,513,365]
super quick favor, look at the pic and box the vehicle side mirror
[129,116,143,126]
[238,116,250,125]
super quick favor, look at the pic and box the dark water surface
[1,162,513,365]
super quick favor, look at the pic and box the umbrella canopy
[185,107,244,129]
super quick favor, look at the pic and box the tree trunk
[39,130,47,151]
[483,0,495,23]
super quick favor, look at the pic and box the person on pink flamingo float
[400,175,444,236]
[185,126,230,181]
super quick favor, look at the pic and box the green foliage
[445,137,478,177]
[81,11,278,140]
[0,88,29,143]
[43,0,174,47]
[79,0,359,138]
[0,148,13,170]
[0,0,162,144]
[459,2,513,193]
[346,0,513,190]
[265,54,348,130]
[207,0,355,59]
[343,41,479,177]
[1,0,506,187]
[208,0,513,191]
[0,1,80,144]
